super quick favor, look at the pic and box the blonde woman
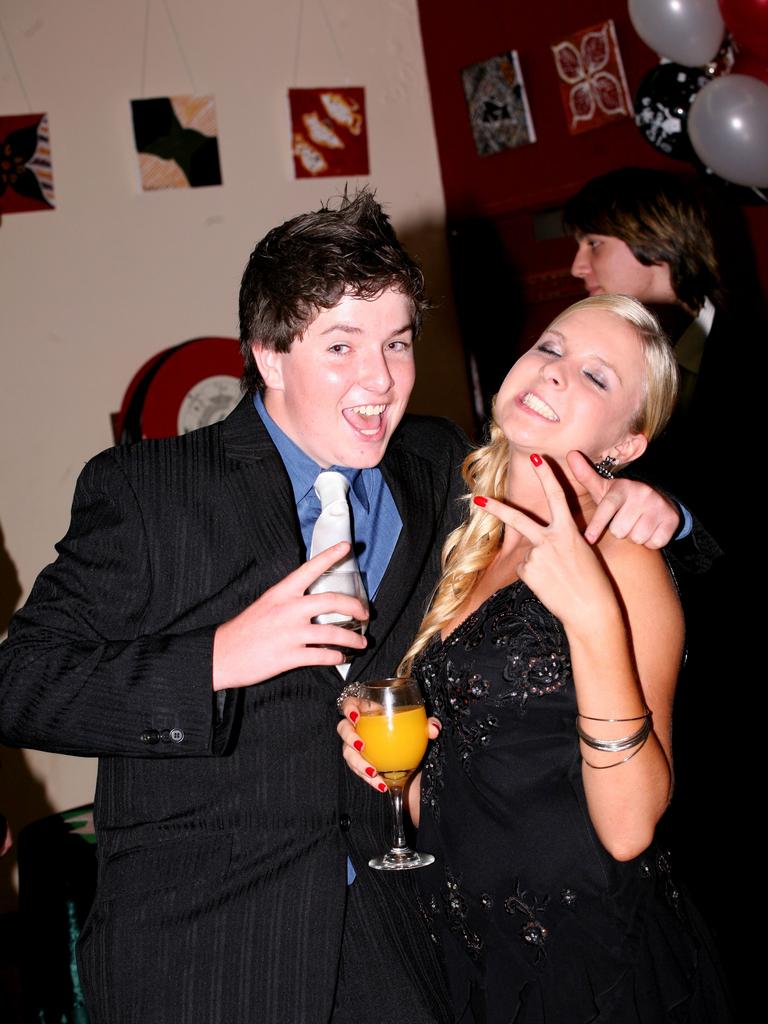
[340,295,730,1022]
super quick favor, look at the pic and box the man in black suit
[0,192,681,1023]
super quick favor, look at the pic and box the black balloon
[634,62,710,161]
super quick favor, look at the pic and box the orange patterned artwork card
[551,20,631,136]
[289,87,369,178]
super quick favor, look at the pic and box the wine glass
[308,569,368,660]
[355,677,435,871]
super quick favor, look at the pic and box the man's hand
[212,542,368,690]
[568,451,680,549]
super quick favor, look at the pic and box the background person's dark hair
[238,189,428,394]
[563,167,722,313]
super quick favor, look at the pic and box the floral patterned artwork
[131,95,222,190]
[288,88,369,178]
[551,20,631,135]
[461,51,536,156]
[0,113,55,214]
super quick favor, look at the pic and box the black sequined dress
[415,581,730,1024]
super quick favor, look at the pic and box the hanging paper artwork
[0,113,55,215]
[461,51,536,157]
[551,20,632,135]
[288,88,369,178]
[131,95,222,190]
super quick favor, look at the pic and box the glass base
[368,847,435,871]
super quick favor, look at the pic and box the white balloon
[688,74,768,187]
[628,0,725,67]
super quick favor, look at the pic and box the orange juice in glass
[356,705,428,783]
[354,678,434,870]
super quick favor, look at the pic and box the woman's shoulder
[595,534,682,617]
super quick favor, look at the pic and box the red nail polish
[530,453,543,467]
[353,739,364,752]
[365,766,376,778]
[377,782,388,792]
[473,495,488,507]
[349,710,359,723]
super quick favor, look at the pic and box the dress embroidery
[640,849,682,914]
[441,868,484,961]
[415,892,441,947]
[503,880,550,961]
[559,887,578,908]
[418,583,571,815]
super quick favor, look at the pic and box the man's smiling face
[255,287,416,468]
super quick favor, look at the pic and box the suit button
[169,728,184,743]
[339,814,352,832]
[159,729,171,743]
[140,729,160,745]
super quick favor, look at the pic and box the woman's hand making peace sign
[474,454,620,637]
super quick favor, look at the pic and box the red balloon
[733,49,768,81]
[719,0,768,59]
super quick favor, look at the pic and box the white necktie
[309,471,362,678]
[309,471,357,570]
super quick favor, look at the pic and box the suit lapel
[349,436,438,680]
[220,396,305,594]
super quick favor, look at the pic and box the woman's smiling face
[495,307,648,464]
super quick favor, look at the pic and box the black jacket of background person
[0,395,468,1023]
[639,305,733,554]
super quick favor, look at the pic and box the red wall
[417,0,767,410]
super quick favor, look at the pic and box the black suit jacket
[0,397,468,1023]
[639,306,731,552]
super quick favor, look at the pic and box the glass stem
[389,783,408,851]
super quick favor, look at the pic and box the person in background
[563,166,738,547]
[565,168,749,1009]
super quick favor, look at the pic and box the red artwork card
[289,88,369,178]
[551,20,631,136]
[0,113,55,214]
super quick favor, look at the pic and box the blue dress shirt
[254,393,402,598]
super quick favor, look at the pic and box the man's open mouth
[342,404,387,436]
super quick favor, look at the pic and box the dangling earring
[594,455,617,479]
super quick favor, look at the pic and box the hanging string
[139,0,152,97]
[139,0,198,97]
[317,0,348,83]
[0,14,33,111]
[292,0,349,87]
[160,0,197,94]
[291,0,305,86]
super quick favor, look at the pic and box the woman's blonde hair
[398,294,678,675]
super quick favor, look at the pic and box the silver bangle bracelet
[582,730,651,769]
[336,683,361,712]
[577,709,650,723]
[576,715,652,753]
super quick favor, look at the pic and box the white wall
[0,0,471,903]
